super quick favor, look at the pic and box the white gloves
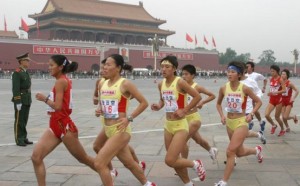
[16,104,22,111]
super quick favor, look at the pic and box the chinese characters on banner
[143,51,193,60]
[33,45,100,56]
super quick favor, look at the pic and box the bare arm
[216,86,225,124]
[151,82,164,111]
[196,85,216,108]
[93,79,101,105]
[36,78,67,111]
[123,80,148,119]
[290,82,299,102]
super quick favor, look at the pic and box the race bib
[225,95,242,113]
[282,87,290,96]
[46,92,55,112]
[162,94,178,112]
[101,99,119,118]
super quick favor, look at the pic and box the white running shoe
[209,147,218,164]
[215,180,227,186]
[256,145,263,163]
[193,160,206,181]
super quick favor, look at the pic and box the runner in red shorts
[33,55,96,186]
[265,65,286,136]
[281,69,299,132]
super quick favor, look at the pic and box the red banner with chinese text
[33,45,100,56]
[143,51,193,61]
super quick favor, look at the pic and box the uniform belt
[20,89,30,93]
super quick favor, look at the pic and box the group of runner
[32,54,298,186]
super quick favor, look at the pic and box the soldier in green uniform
[12,53,33,146]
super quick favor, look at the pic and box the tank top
[187,82,197,105]
[282,80,292,98]
[161,76,186,112]
[224,82,247,113]
[100,78,129,119]
[269,76,282,97]
[47,75,73,119]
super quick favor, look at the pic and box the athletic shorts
[49,117,78,139]
[104,123,131,138]
[226,116,247,131]
[269,96,282,106]
[186,112,201,123]
[164,118,189,135]
[282,98,293,107]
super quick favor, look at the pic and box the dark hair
[101,58,106,64]
[270,64,280,74]
[108,54,133,72]
[281,69,290,79]
[182,64,196,75]
[227,61,245,80]
[241,62,247,74]
[246,61,255,71]
[160,55,178,75]
[51,55,78,74]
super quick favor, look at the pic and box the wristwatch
[127,115,133,122]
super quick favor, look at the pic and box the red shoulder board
[15,68,21,72]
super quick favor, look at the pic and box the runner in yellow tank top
[94,54,156,186]
[151,55,205,186]
[93,58,147,179]
[215,61,263,186]
[181,64,217,164]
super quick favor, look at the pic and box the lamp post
[291,49,299,75]
[149,34,160,71]
[96,45,105,78]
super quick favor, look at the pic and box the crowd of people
[12,52,299,186]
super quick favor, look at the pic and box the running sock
[184,181,194,186]
[193,160,199,169]
[257,132,261,139]
[143,181,152,186]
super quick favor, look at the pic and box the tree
[258,50,276,65]
[219,48,237,64]
[219,48,251,64]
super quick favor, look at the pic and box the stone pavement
[0,78,300,186]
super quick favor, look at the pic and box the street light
[291,49,299,74]
[148,34,160,71]
[96,45,105,78]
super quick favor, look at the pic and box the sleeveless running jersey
[224,82,247,113]
[187,82,197,105]
[47,75,73,119]
[161,77,186,112]
[269,77,282,97]
[100,78,129,118]
[282,80,292,98]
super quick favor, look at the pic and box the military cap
[16,52,30,62]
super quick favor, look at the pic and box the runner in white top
[240,64,266,144]
[245,61,267,131]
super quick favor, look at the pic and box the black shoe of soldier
[24,139,33,144]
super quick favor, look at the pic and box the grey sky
[1,0,300,62]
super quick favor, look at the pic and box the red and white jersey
[282,80,292,98]
[269,77,282,97]
[47,75,73,119]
